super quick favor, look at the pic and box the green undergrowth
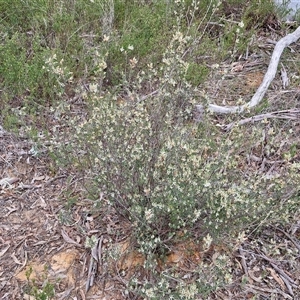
[24,266,56,300]
[1,0,282,131]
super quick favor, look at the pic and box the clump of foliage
[25,266,55,300]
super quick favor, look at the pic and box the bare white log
[196,26,300,115]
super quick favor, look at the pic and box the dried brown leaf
[11,253,22,265]
[280,64,289,89]
[0,245,10,257]
[61,229,81,247]
[248,269,262,283]
[267,267,286,290]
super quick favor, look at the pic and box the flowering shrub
[54,24,300,257]
[32,0,300,298]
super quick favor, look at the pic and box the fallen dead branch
[259,252,297,292]
[237,247,248,276]
[246,284,293,299]
[272,226,300,253]
[195,26,300,114]
[263,256,296,286]
[223,109,300,131]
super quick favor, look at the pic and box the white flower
[129,57,138,68]
[204,181,211,187]
[99,60,107,71]
[211,63,219,69]
[203,233,213,251]
[89,83,98,93]
[128,45,134,51]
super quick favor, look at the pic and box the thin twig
[272,226,300,254]
[223,109,300,131]
[279,274,294,296]
[238,247,249,276]
[242,249,297,288]
[137,89,159,103]
[246,284,293,299]
[259,253,297,286]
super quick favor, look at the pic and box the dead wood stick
[223,109,300,130]
[196,26,300,114]
[272,226,300,253]
[259,253,297,286]
[86,256,98,293]
[246,284,293,299]
[279,274,294,297]
[243,249,297,288]
[238,247,249,276]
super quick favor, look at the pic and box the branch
[196,26,300,114]
[223,109,300,131]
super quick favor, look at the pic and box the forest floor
[1,19,300,300]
